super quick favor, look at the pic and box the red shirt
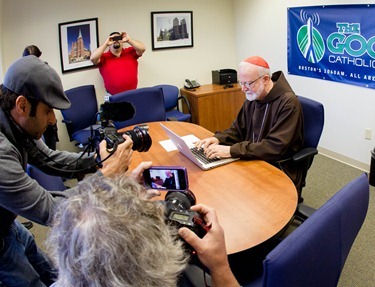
[98,47,140,95]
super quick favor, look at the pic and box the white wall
[0,0,237,151]
[234,0,375,170]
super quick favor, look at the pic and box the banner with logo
[288,4,375,89]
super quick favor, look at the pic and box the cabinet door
[198,90,245,132]
[181,85,245,133]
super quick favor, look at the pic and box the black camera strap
[6,112,114,174]
[26,139,117,174]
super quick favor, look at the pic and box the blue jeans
[0,220,57,287]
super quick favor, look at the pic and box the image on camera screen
[148,168,184,190]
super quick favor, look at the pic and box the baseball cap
[3,55,71,110]
[243,56,270,69]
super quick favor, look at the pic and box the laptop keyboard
[190,147,221,164]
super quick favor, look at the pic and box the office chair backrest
[154,84,191,122]
[26,164,66,191]
[245,173,369,287]
[155,84,179,110]
[292,96,324,203]
[109,86,166,129]
[61,85,98,141]
[297,95,325,149]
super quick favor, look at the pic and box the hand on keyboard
[190,147,221,164]
[203,144,231,160]
[194,137,219,150]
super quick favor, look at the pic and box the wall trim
[318,147,369,172]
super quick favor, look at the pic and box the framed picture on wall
[151,11,193,50]
[58,18,99,73]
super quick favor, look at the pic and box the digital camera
[94,124,152,152]
[164,189,208,251]
[112,35,122,41]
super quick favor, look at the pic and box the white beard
[245,83,264,101]
[246,92,260,101]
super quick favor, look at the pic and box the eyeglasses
[238,75,265,89]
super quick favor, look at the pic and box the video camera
[91,101,152,153]
[163,189,209,252]
[94,124,152,152]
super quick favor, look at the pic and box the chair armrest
[62,119,72,124]
[177,95,191,114]
[295,203,317,221]
[292,147,318,163]
[166,116,178,121]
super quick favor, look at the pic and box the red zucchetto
[243,56,270,69]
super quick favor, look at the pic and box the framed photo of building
[151,11,193,50]
[58,18,99,73]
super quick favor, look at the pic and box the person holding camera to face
[0,56,157,287]
[90,31,146,101]
[47,175,240,287]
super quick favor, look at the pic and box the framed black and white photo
[151,11,193,50]
[58,18,99,73]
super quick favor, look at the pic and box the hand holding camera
[95,124,152,152]
[144,166,209,252]
[164,189,209,240]
[111,35,123,42]
[110,32,130,44]
[98,133,133,177]
[178,204,230,273]
[108,33,124,49]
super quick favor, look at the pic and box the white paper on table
[159,134,200,152]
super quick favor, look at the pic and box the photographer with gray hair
[47,175,240,287]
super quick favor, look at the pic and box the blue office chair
[244,173,369,287]
[293,95,325,222]
[26,164,66,192]
[109,86,166,129]
[154,84,191,122]
[61,85,99,147]
[21,164,67,230]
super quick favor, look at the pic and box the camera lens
[123,126,152,152]
[165,190,196,212]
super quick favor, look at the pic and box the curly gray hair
[47,175,188,287]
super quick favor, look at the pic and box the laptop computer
[160,123,239,170]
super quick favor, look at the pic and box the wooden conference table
[125,121,297,255]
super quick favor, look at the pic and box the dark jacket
[215,71,304,192]
[0,109,96,236]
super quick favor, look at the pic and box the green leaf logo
[297,18,325,63]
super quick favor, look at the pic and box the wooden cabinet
[180,84,245,133]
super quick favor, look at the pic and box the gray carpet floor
[27,154,374,286]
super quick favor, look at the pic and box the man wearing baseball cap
[0,56,154,286]
[196,55,304,196]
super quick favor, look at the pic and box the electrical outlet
[365,128,372,140]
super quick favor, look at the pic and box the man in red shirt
[91,31,146,100]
